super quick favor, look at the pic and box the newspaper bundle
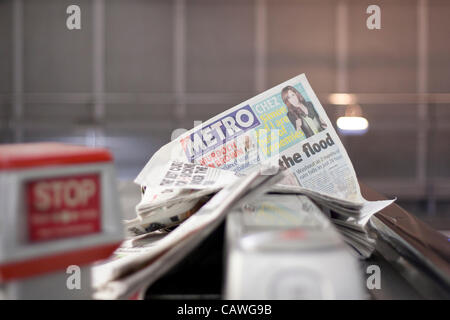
[133,74,394,255]
[92,74,395,298]
[126,161,240,236]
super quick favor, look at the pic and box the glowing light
[329,93,356,105]
[337,116,369,134]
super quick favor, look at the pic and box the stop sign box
[0,143,124,299]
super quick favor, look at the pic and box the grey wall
[1,0,450,223]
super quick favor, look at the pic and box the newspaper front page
[136,74,392,212]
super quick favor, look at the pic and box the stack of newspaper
[92,74,395,298]
[124,161,241,236]
[132,74,394,255]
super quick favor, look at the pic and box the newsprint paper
[135,74,394,223]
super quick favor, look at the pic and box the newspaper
[125,198,201,236]
[135,74,394,230]
[146,160,239,190]
[126,162,241,235]
[137,74,360,198]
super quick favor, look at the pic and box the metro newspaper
[137,74,379,205]
[132,73,395,256]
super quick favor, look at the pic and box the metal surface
[362,183,450,299]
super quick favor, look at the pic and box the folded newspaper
[92,74,395,298]
[133,74,394,250]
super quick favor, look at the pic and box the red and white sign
[26,174,102,242]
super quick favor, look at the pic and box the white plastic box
[0,143,123,299]
[224,194,365,299]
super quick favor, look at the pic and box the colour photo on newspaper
[135,74,394,217]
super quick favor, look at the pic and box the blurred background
[0,0,449,231]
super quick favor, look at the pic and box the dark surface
[362,240,424,300]
[145,222,225,300]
